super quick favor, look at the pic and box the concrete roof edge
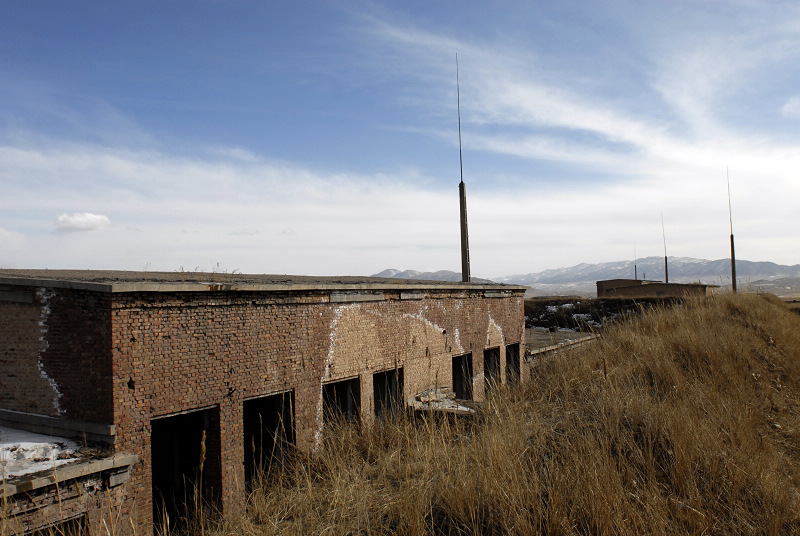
[106,282,528,293]
[0,276,527,294]
[0,276,113,292]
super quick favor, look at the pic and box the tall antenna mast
[661,212,669,284]
[634,244,638,280]
[457,53,471,283]
[728,166,737,293]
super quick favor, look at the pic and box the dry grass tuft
[210,293,800,535]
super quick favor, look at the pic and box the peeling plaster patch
[453,328,464,354]
[35,288,63,415]
[486,313,504,348]
[314,303,359,447]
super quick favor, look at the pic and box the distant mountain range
[372,257,800,297]
[371,269,495,285]
[493,257,800,286]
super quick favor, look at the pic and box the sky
[2,1,800,278]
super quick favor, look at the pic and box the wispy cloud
[1,137,796,276]
[781,96,800,119]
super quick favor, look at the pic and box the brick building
[596,278,711,298]
[0,270,525,534]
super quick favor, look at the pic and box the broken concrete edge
[1,453,138,496]
[525,334,600,359]
[0,275,527,295]
[0,409,115,445]
[406,387,477,416]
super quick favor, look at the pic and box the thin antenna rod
[457,54,464,186]
[457,53,470,283]
[661,212,669,284]
[728,166,737,292]
[634,244,638,280]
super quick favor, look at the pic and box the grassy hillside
[210,293,800,535]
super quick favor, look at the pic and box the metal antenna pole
[661,213,669,284]
[457,53,470,283]
[728,166,737,292]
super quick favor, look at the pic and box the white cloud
[0,138,797,277]
[55,212,111,232]
[781,96,800,119]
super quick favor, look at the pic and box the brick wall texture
[2,286,524,535]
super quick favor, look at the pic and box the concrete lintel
[0,409,115,445]
[400,292,426,300]
[484,291,511,298]
[0,276,115,292]
[2,454,138,496]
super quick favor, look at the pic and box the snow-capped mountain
[494,257,800,286]
[370,269,495,284]
[373,258,800,297]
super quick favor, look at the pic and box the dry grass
[207,293,800,535]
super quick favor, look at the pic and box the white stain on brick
[402,307,445,334]
[453,328,464,354]
[36,288,63,415]
[486,313,504,348]
[314,303,359,446]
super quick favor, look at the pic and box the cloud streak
[55,212,111,232]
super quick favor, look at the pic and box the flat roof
[0,269,527,294]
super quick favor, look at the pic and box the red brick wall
[108,289,523,532]
[0,287,113,422]
[3,286,524,535]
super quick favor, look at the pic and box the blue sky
[2,1,800,277]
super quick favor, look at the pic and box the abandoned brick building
[596,278,712,298]
[0,270,526,534]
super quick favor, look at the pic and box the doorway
[322,377,361,423]
[243,391,294,485]
[373,368,404,419]
[452,353,473,400]
[506,343,521,388]
[151,407,221,531]
[484,347,501,394]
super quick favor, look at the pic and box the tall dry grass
[211,293,800,535]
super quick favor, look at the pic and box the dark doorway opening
[452,353,473,400]
[151,407,221,531]
[373,368,404,419]
[484,347,501,394]
[506,343,521,388]
[322,377,361,423]
[243,390,294,486]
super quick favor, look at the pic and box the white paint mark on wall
[314,303,359,447]
[453,328,464,354]
[486,313,504,348]
[402,307,446,335]
[35,288,64,415]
